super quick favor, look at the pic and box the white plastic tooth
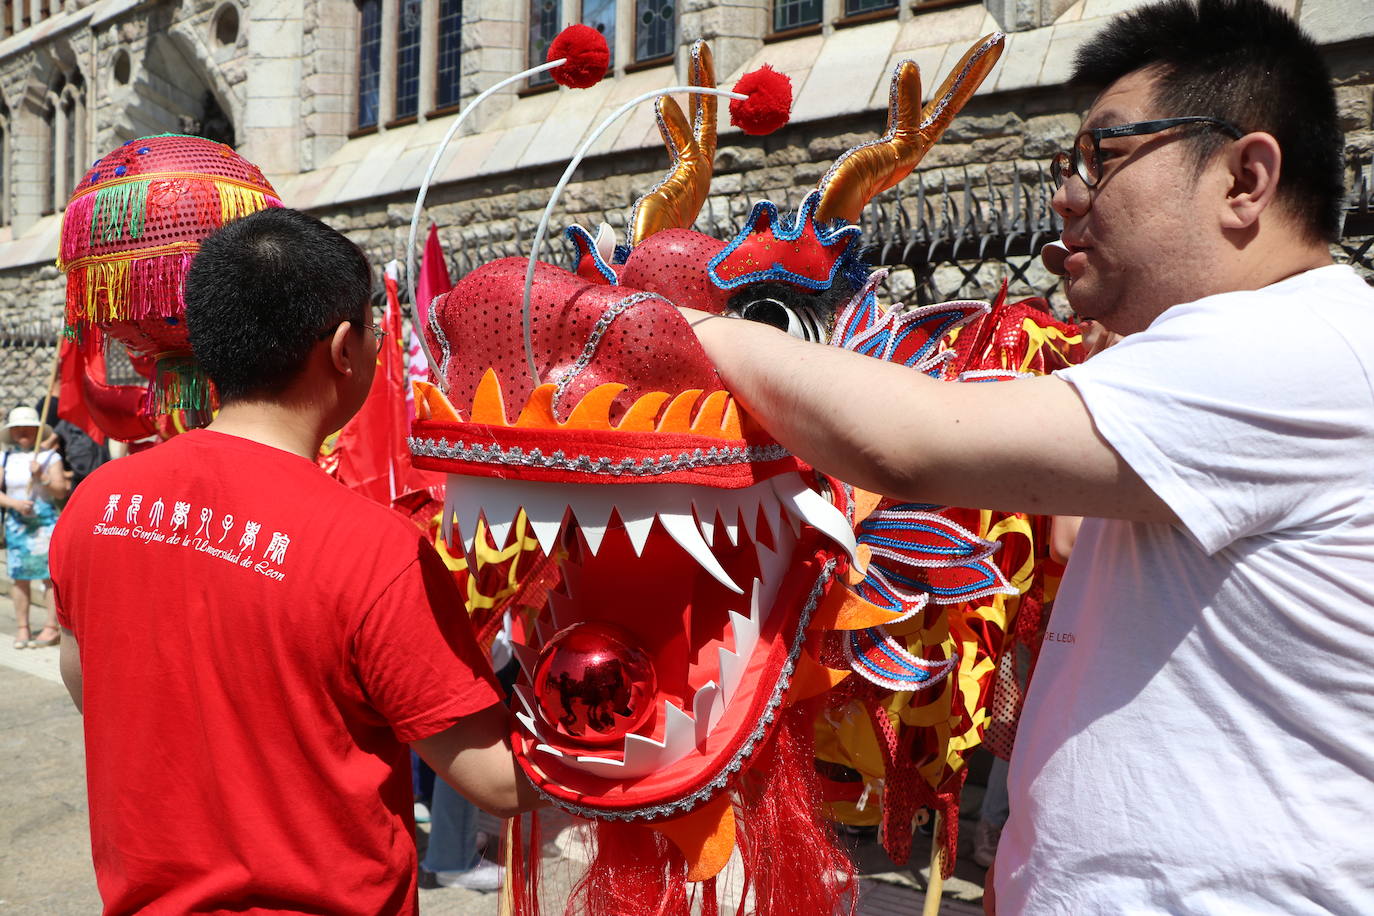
[727,609,759,660]
[564,700,698,779]
[692,681,721,743]
[717,644,747,706]
[445,477,486,554]
[693,498,716,547]
[772,473,861,569]
[515,711,542,739]
[512,683,538,718]
[566,491,615,555]
[660,510,743,594]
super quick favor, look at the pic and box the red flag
[331,272,441,507]
[415,224,453,324]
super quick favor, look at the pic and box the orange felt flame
[647,792,736,882]
[413,380,462,422]
[786,642,851,705]
[448,371,748,439]
[808,581,907,632]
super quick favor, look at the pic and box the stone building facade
[0,0,1371,411]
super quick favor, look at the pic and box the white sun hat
[1,406,51,445]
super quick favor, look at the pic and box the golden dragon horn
[814,32,1005,226]
[629,41,718,245]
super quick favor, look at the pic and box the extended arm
[411,704,544,818]
[60,626,82,712]
[684,310,1175,523]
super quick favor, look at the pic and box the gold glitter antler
[814,33,1005,225]
[629,41,718,245]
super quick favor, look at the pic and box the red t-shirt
[50,430,501,915]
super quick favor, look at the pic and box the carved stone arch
[10,37,84,227]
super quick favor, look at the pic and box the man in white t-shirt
[681,0,1373,911]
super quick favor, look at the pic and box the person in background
[2,405,67,649]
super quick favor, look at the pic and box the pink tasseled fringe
[64,251,195,328]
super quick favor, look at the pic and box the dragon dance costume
[407,27,1084,915]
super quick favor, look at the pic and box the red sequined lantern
[58,134,282,428]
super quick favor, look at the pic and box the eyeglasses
[1050,117,1245,190]
[317,320,386,342]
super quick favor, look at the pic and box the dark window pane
[844,0,895,14]
[527,0,560,86]
[582,0,615,69]
[396,0,423,120]
[773,0,821,32]
[43,107,55,215]
[436,0,463,109]
[357,0,382,129]
[63,99,76,205]
[634,0,673,61]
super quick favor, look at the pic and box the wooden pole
[32,339,62,458]
[921,811,945,916]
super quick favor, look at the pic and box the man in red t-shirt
[50,208,538,914]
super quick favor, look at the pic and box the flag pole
[922,811,945,916]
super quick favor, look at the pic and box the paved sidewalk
[0,587,984,915]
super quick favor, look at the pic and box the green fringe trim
[154,355,215,414]
[92,179,151,245]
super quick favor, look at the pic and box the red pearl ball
[533,622,657,747]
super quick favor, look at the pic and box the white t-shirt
[996,265,1374,914]
[3,448,58,500]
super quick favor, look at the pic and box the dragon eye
[727,283,829,342]
[737,298,799,335]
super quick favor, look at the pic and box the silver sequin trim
[410,436,791,477]
[551,291,670,420]
[536,559,837,822]
[427,294,452,378]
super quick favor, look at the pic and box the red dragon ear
[565,225,620,286]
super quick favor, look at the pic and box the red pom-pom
[729,66,793,136]
[548,24,610,89]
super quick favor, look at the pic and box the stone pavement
[0,587,985,915]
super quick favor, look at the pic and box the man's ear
[329,321,358,377]
[1221,132,1282,231]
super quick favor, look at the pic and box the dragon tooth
[717,645,747,705]
[568,491,615,555]
[445,478,486,554]
[772,473,861,569]
[512,683,538,718]
[660,510,743,594]
[692,681,720,744]
[515,711,542,739]
[727,609,759,660]
[661,700,696,754]
[694,498,717,547]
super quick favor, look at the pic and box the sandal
[29,625,60,648]
[13,626,31,649]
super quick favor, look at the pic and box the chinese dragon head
[408,33,1078,914]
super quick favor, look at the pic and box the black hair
[1071,0,1345,242]
[186,208,372,402]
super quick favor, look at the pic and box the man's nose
[1051,176,1090,219]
